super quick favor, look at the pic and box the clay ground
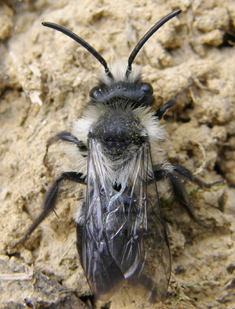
[0,0,235,308]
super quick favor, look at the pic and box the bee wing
[82,138,125,300]
[83,138,170,302]
[133,145,171,302]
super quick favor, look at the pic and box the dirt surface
[0,0,235,308]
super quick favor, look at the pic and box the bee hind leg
[11,171,86,249]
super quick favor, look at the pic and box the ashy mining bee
[12,9,221,303]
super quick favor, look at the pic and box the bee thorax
[89,107,146,159]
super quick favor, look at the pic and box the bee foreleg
[154,98,177,120]
[154,80,194,120]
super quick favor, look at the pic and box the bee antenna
[42,22,114,80]
[126,9,181,78]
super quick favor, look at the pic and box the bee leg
[155,80,194,120]
[154,98,177,120]
[165,172,210,227]
[153,164,222,227]
[43,131,87,166]
[171,165,223,187]
[12,172,86,249]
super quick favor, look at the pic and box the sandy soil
[0,0,235,308]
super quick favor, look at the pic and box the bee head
[42,9,181,108]
[90,62,154,107]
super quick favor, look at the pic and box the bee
[12,9,221,303]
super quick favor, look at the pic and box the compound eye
[141,83,153,95]
[90,87,103,101]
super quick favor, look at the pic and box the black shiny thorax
[90,81,154,108]
[89,104,146,159]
